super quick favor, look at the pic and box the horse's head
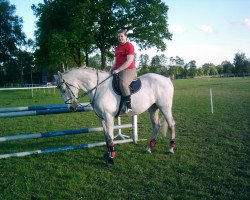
[54,71,80,111]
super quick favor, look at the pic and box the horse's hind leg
[161,107,176,154]
[146,104,161,153]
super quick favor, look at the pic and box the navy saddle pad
[112,76,141,96]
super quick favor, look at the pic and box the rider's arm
[112,54,134,74]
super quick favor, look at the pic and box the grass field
[0,77,249,200]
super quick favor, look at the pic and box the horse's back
[139,73,174,93]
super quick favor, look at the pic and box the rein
[60,70,112,108]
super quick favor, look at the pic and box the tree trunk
[100,47,107,70]
[85,50,89,67]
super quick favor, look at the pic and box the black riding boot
[123,95,132,114]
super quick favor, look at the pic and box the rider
[111,29,137,114]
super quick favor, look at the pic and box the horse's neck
[69,69,110,93]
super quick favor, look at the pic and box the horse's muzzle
[69,105,77,112]
[69,101,79,112]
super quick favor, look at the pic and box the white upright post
[132,115,138,143]
[210,88,214,114]
[118,116,122,136]
[31,87,34,98]
[114,116,129,140]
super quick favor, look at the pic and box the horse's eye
[61,89,66,94]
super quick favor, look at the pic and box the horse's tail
[159,116,168,137]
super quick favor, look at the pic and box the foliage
[0,0,35,85]
[33,0,172,69]
[0,77,249,199]
[88,54,102,69]
[0,0,26,64]
[138,54,150,70]
[221,61,234,75]
[32,0,95,71]
[234,52,250,76]
[202,63,218,76]
[137,52,250,79]
[129,0,172,51]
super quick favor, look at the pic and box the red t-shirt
[115,42,136,70]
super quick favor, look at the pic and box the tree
[88,54,102,69]
[130,0,172,51]
[159,54,168,68]
[0,0,26,65]
[138,54,150,69]
[186,60,197,77]
[169,56,184,67]
[216,64,223,75]
[89,0,172,68]
[234,52,250,76]
[201,63,214,76]
[169,65,181,79]
[33,0,172,70]
[209,65,218,76]
[2,49,33,84]
[202,63,211,76]
[168,56,185,78]
[221,61,234,76]
[196,68,203,76]
[32,0,96,70]
[151,55,161,68]
[0,0,27,85]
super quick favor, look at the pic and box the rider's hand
[112,69,119,74]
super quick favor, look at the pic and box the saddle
[112,75,141,117]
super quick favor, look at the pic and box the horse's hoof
[166,147,174,155]
[103,152,114,165]
[166,151,174,156]
[106,157,114,165]
[145,147,152,154]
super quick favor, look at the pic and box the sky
[9,0,250,67]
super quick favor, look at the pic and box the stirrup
[124,107,132,114]
[125,108,133,114]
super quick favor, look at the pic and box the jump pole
[0,106,93,118]
[0,124,133,142]
[0,139,136,159]
[0,103,90,113]
[0,115,141,159]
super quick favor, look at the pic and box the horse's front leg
[101,115,115,165]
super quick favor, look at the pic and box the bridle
[57,69,112,108]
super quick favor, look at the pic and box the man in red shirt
[111,29,137,114]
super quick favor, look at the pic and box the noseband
[57,80,79,104]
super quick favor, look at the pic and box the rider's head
[117,29,127,44]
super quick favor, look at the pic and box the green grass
[0,77,249,200]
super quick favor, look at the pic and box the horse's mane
[64,67,109,75]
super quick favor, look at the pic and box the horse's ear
[53,74,59,82]
[58,71,63,80]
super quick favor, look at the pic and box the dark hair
[117,29,127,36]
